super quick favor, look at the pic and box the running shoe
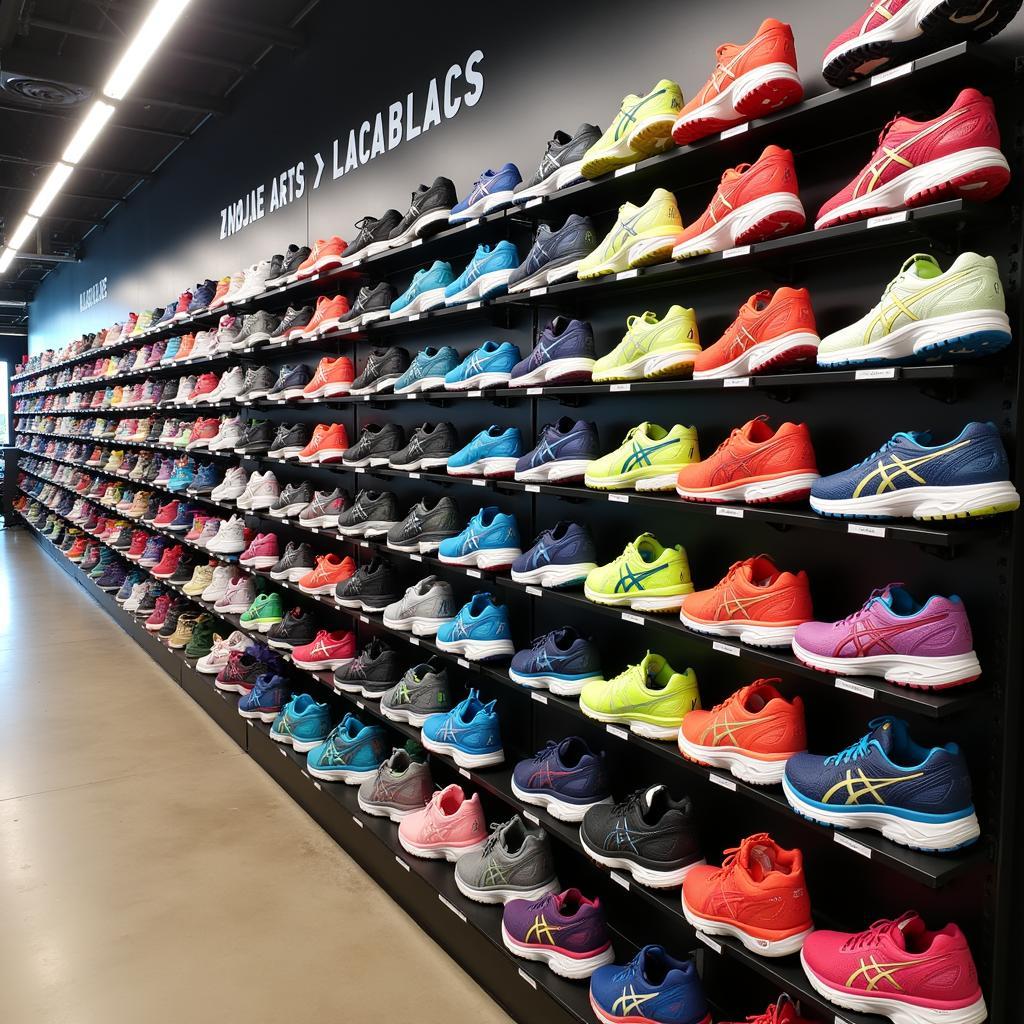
[270,694,332,751]
[791,584,981,688]
[444,340,521,390]
[508,628,603,697]
[783,716,979,850]
[580,80,684,178]
[719,997,811,1024]
[438,507,522,571]
[592,306,702,382]
[508,214,598,292]
[449,164,522,222]
[693,288,820,378]
[580,651,700,740]
[421,688,504,767]
[393,346,460,394]
[680,554,812,647]
[511,522,597,589]
[801,912,987,1024]
[382,575,456,635]
[672,18,803,145]
[515,417,599,483]
[398,784,486,861]
[379,658,453,725]
[509,317,596,387]
[513,123,602,202]
[389,261,455,317]
[447,425,523,479]
[682,833,813,957]
[577,189,683,276]
[679,679,806,785]
[291,629,356,671]
[454,815,559,904]
[511,737,611,820]
[584,533,693,612]
[589,946,710,1024]
[444,241,520,305]
[675,418,819,503]
[810,421,1018,520]
[585,422,699,492]
[673,145,805,259]
[306,713,388,784]
[815,89,1009,231]
[356,745,434,821]
[502,888,614,979]
[817,252,1010,366]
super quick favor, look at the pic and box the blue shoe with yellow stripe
[589,945,710,1024]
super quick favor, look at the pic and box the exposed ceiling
[0,0,322,336]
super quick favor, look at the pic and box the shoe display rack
[10,40,1023,1024]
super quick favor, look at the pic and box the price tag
[465,569,482,580]
[712,641,740,656]
[723,376,751,388]
[609,383,631,393]
[854,367,896,380]
[467,390,482,398]
[613,164,637,177]
[721,122,749,139]
[458,767,471,779]
[410,637,420,646]
[716,506,744,519]
[723,245,752,259]
[836,677,875,699]
[409,472,421,479]
[529,287,548,297]
[696,932,722,954]
[300,770,309,779]
[608,493,629,503]
[520,484,539,494]
[616,269,639,280]
[457,658,470,669]
[610,871,631,889]
[867,211,908,228]
[465,218,481,228]
[834,832,872,858]
[848,523,886,538]
[526,387,542,396]
[621,612,644,625]
[531,692,548,704]
[525,586,543,597]
[872,61,912,85]
[709,773,737,791]
[518,969,537,989]
[471,478,485,486]
[410,553,423,562]
[467,301,481,310]
[606,724,629,740]
[351,814,363,827]
[359,615,369,623]
[411,238,423,247]
[524,198,543,209]
[522,810,540,826]
[408,313,421,322]
[395,855,410,871]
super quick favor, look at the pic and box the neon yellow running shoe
[593,306,702,381]
[585,423,699,492]
[579,651,700,740]
[581,80,684,179]
[577,189,682,279]
[584,533,693,612]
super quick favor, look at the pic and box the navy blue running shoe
[511,522,598,588]
[508,627,603,696]
[510,317,596,387]
[508,214,599,293]
[512,736,611,821]
[515,417,599,483]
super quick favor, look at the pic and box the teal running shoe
[444,242,519,306]
[390,261,455,318]
[270,693,331,752]
[394,345,460,394]
[306,713,389,784]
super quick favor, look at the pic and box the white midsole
[439,546,521,569]
[419,734,504,768]
[809,480,1019,519]
[510,778,610,821]
[454,869,559,905]
[510,562,596,587]
[389,286,448,319]
[673,192,806,258]
[675,62,802,127]
[678,732,795,785]
[507,256,584,294]
[677,472,820,503]
[694,332,821,378]
[447,456,517,477]
[593,345,700,381]
[680,610,798,648]
[580,832,704,888]
[435,636,514,660]
[578,697,681,740]
[444,268,513,305]
[501,923,615,980]
[515,458,591,483]
[512,159,585,203]
[356,793,419,822]
[397,832,486,862]
[508,357,596,387]
[791,637,982,686]
[682,897,813,957]
[584,582,688,612]
[444,370,512,391]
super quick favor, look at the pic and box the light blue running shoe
[447,425,522,479]
[421,688,504,768]
[167,460,194,492]
[438,506,521,570]
[394,345,461,394]
[449,164,522,223]
[306,713,389,784]
[390,261,455,319]
[436,592,514,662]
[444,241,520,306]
[444,340,521,390]
[270,693,331,752]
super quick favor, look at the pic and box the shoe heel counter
[754,20,798,71]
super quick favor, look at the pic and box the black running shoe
[335,283,396,328]
[266,244,311,287]
[270,305,314,341]
[336,489,399,537]
[508,214,597,293]
[333,636,401,696]
[342,210,403,264]
[267,364,313,401]
[388,421,456,471]
[236,419,275,454]
[388,176,458,247]
[267,422,310,459]
[386,495,461,553]
[513,124,602,203]
[268,540,316,583]
[350,347,410,395]
[341,423,405,468]
[237,364,278,400]
[267,605,318,649]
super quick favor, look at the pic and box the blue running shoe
[447,425,522,479]
[390,261,455,318]
[270,693,332,752]
[444,340,521,390]
[590,946,710,1024]
[449,163,523,223]
[809,421,1020,521]
[115,569,146,603]
[167,460,194,492]
[511,736,610,819]
[508,214,599,293]
[508,627,603,696]
[438,506,521,570]
[511,522,598,588]
[188,279,217,313]
[161,337,181,362]
[191,462,222,495]
[436,592,514,662]
[421,688,504,767]
[307,712,389,784]
[515,417,599,483]
[237,673,290,722]
[509,317,596,387]
[394,345,460,394]
[444,241,520,306]
[167,503,196,532]
[783,717,980,852]
[156,301,177,326]
[138,535,166,567]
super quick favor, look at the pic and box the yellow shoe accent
[593,306,701,381]
[577,189,682,280]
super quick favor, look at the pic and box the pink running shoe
[801,911,987,1024]
[291,629,356,671]
[238,532,279,569]
[398,784,486,861]
[815,89,1009,231]
[791,584,980,689]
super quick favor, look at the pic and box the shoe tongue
[869,716,901,754]
[641,783,666,817]
[716,42,741,61]
[741,838,777,880]
[551,129,572,146]
[888,911,926,948]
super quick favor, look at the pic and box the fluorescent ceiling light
[0,248,16,273]
[103,0,192,100]
[8,215,39,250]
[28,163,74,218]
[63,101,116,164]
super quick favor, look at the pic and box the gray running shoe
[299,487,349,528]
[269,481,312,517]
[388,421,456,471]
[268,422,310,459]
[350,347,411,395]
[382,575,456,634]
[268,541,316,582]
[513,124,602,203]
[356,745,433,821]
[336,283,397,328]
[333,636,401,697]
[380,656,452,725]
[342,423,405,467]
[454,816,560,904]
[237,364,278,400]
[333,555,400,612]
[336,489,398,537]
[232,310,281,350]
[386,495,460,553]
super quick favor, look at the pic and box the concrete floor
[0,528,512,1024]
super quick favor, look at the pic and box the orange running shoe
[681,833,813,957]
[692,288,819,379]
[174,333,197,361]
[672,145,805,260]
[297,553,355,596]
[297,236,348,278]
[297,422,350,463]
[679,553,812,647]
[672,19,803,146]
[677,679,806,785]
[675,418,819,503]
[301,294,351,339]
[303,356,356,399]
[208,275,232,309]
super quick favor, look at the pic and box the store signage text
[79,276,108,312]
[219,49,484,239]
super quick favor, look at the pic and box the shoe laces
[718,832,771,877]
[482,822,507,856]
[842,917,899,952]
[837,584,900,625]
[824,731,872,767]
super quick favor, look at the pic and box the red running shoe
[291,629,356,671]
[672,19,803,146]
[720,996,813,1024]
[815,89,1009,231]
[801,911,986,1024]
[672,145,806,260]
[151,544,183,579]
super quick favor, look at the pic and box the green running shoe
[584,532,692,612]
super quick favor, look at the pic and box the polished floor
[0,528,511,1024]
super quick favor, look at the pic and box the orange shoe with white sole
[672,18,803,146]
[672,145,806,260]
[675,417,819,503]
[692,288,819,379]
[297,236,348,278]
[679,553,813,648]
[677,679,806,785]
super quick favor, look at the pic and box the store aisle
[0,529,511,1024]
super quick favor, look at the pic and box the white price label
[522,810,540,825]
[457,658,470,669]
[871,61,913,85]
[458,767,471,779]
[526,387,543,396]
[836,677,875,699]
[524,198,543,209]
[526,586,543,597]
[464,218,481,228]
[351,814,363,826]
[300,770,309,779]
[467,301,481,310]
[525,484,540,493]
[411,238,423,247]
[518,968,537,988]
[531,692,548,704]
[616,269,639,280]
[409,472,421,479]
[408,313,421,322]
[466,569,482,579]
[529,287,548,297]
[410,637,420,646]
[723,376,751,388]
[621,612,644,625]
[410,553,423,562]
[854,367,897,380]
[610,871,631,889]
[609,383,631,393]
[833,832,872,858]
[606,724,629,740]
[471,478,486,486]
[867,211,908,228]
[395,855,410,871]
[712,641,740,656]
[709,773,737,791]
[696,932,722,954]
[716,506,744,519]
[608,493,629,503]
[359,615,369,623]
[848,523,886,538]
[467,390,482,398]
[723,245,751,259]
[720,122,749,139]
[613,164,637,177]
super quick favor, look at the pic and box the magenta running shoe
[238,532,279,569]
[501,888,615,979]
[801,911,986,1024]
[791,584,980,689]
